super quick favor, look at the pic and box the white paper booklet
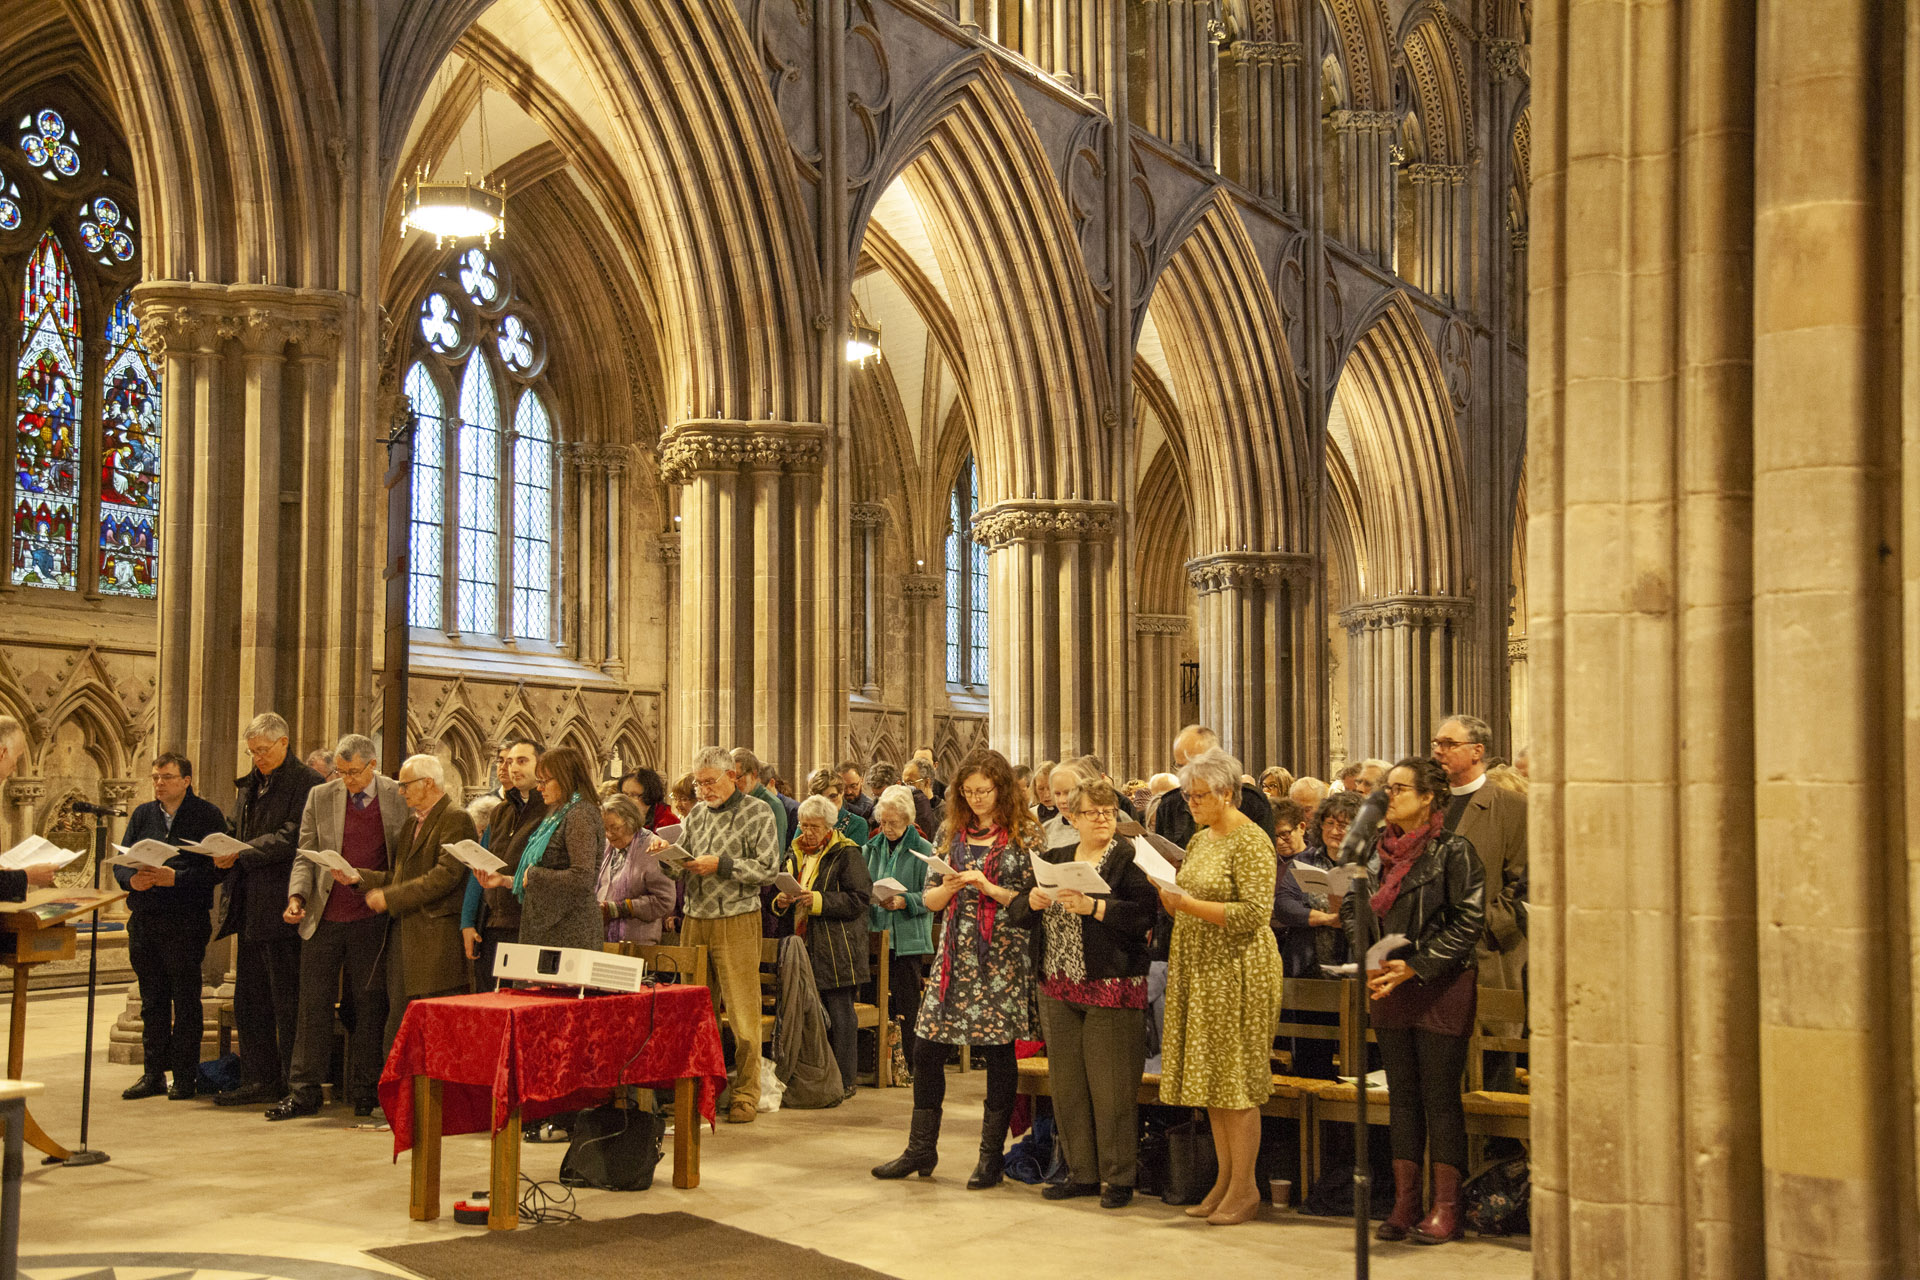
[652,843,693,868]
[870,876,908,904]
[1,834,85,871]
[1290,863,1353,898]
[911,850,958,877]
[297,847,358,876]
[1129,836,1181,891]
[107,839,177,869]
[773,871,809,900]
[442,840,505,873]
[180,832,252,858]
[1030,854,1110,895]
[1318,932,1413,978]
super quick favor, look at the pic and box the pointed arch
[854,59,1114,506]
[1135,446,1193,615]
[1143,194,1308,557]
[1333,293,1467,597]
[1398,5,1475,167]
[1320,0,1394,111]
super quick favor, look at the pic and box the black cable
[518,1171,579,1224]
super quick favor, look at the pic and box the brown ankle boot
[1376,1159,1423,1241]
[1411,1163,1464,1244]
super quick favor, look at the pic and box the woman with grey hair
[1042,758,1101,849]
[772,793,874,1097]
[864,783,934,1065]
[1154,747,1284,1226]
[597,793,676,946]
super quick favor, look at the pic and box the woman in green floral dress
[1157,747,1284,1226]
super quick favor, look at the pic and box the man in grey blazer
[266,734,408,1120]
[1434,714,1528,1092]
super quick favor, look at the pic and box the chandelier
[845,323,880,365]
[402,68,507,248]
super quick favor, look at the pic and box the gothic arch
[1135,445,1193,616]
[1397,5,1475,168]
[854,58,1114,507]
[1333,292,1467,598]
[1142,193,1309,557]
[1320,0,1394,111]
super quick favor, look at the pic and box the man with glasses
[1150,725,1276,853]
[668,746,781,1124]
[211,712,323,1107]
[268,734,408,1120]
[1432,713,1528,1092]
[115,752,230,1100]
[355,754,478,1048]
[463,737,547,990]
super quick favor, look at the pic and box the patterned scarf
[1370,809,1444,917]
[512,794,576,901]
[1040,838,1120,984]
[936,823,1010,1001]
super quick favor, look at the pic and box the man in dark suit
[115,751,229,1100]
[1150,724,1276,850]
[268,734,408,1119]
[358,753,479,1046]
[1434,714,1528,1091]
[210,711,323,1107]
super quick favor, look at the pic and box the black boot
[872,1108,942,1179]
[967,1106,1013,1190]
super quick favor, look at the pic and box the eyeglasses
[1384,783,1418,797]
[335,760,374,782]
[397,776,430,791]
[1182,788,1215,802]
[1431,738,1476,751]
[1074,806,1118,821]
[961,786,996,801]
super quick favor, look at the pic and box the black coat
[216,756,323,942]
[1151,781,1275,851]
[1341,830,1486,984]
[771,832,872,991]
[1005,838,1159,982]
[113,789,229,916]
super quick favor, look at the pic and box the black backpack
[558,1101,665,1192]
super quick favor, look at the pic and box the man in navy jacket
[116,752,229,1100]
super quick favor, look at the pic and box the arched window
[945,453,988,688]
[3,101,154,598]
[403,248,558,642]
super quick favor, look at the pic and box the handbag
[1161,1114,1219,1205]
[558,1100,664,1191]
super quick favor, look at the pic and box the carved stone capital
[970,500,1118,550]
[1510,230,1530,252]
[238,309,295,357]
[1185,551,1314,595]
[102,779,139,807]
[850,501,889,529]
[1328,109,1400,135]
[1136,613,1190,636]
[1488,39,1526,82]
[1507,636,1529,662]
[1406,162,1470,186]
[657,532,680,567]
[901,574,941,600]
[1230,40,1303,67]
[7,779,44,808]
[131,281,350,361]
[1338,594,1475,632]
[656,420,828,485]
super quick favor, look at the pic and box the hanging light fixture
[402,67,507,248]
[846,323,880,364]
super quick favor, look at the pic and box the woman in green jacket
[863,783,933,1063]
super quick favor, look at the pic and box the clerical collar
[1451,772,1488,797]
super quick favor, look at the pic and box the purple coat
[597,831,677,945]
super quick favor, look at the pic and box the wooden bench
[854,930,891,1087]
[601,941,710,989]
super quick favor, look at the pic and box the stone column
[6,779,43,852]
[972,500,1119,766]
[1131,1,1224,168]
[1336,594,1472,760]
[235,311,291,717]
[1134,614,1189,776]
[851,502,887,698]
[601,448,627,678]
[99,779,138,919]
[1326,110,1398,270]
[1404,163,1466,304]
[1220,41,1304,212]
[1185,552,1314,771]
[657,531,681,760]
[901,574,942,756]
[1506,635,1529,753]
[658,421,830,772]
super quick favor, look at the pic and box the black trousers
[888,954,928,1064]
[127,911,210,1080]
[234,933,302,1090]
[821,984,858,1092]
[912,1039,1015,1113]
[475,925,516,992]
[287,916,389,1106]
[1375,1026,1471,1168]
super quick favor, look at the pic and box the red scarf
[937,824,1009,1001]
[1371,810,1444,917]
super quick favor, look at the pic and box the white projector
[493,942,647,994]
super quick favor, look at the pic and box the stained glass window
[455,353,499,634]
[18,110,79,180]
[98,293,160,597]
[510,391,552,639]
[404,362,445,628]
[944,454,987,688]
[13,232,82,590]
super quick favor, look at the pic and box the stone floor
[12,989,1530,1279]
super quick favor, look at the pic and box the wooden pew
[854,930,891,1087]
[602,940,710,989]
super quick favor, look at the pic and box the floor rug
[368,1211,897,1280]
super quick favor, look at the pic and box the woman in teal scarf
[472,746,604,954]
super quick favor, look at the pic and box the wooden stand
[0,889,127,1162]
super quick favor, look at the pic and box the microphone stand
[63,811,111,1166]
[1335,789,1389,1280]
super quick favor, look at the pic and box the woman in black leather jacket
[1342,755,1486,1246]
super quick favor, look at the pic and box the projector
[493,942,647,994]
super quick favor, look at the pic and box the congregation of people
[73,703,1524,1242]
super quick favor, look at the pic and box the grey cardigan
[516,798,604,953]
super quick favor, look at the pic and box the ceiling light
[845,324,880,365]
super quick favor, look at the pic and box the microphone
[1337,785,1390,867]
[68,800,125,817]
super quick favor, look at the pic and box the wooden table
[379,986,728,1231]
[0,1079,42,1280]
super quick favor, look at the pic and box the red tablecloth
[378,985,728,1159]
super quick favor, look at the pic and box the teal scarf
[512,796,576,900]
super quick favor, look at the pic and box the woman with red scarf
[1343,755,1487,1245]
[872,748,1038,1188]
